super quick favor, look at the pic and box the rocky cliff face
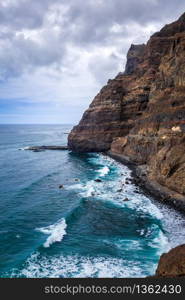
[68,13,185,200]
[155,244,185,277]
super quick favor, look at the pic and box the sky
[0,0,185,124]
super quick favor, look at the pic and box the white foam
[18,146,30,151]
[149,229,170,255]
[86,186,95,197]
[10,252,145,278]
[116,239,142,251]
[36,218,67,248]
[152,203,185,249]
[94,167,164,220]
[68,183,86,190]
[98,166,110,177]
[125,193,163,220]
[69,180,97,197]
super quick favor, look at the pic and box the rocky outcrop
[155,244,185,277]
[22,145,68,151]
[68,13,185,202]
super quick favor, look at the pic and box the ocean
[0,124,185,278]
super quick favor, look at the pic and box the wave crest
[36,218,67,248]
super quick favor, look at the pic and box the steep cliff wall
[68,13,185,200]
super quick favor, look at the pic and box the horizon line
[0,123,75,125]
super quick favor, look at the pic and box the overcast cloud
[0,0,185,124]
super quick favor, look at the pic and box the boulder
[94,179,102,182]
[59,185,64,189]
[155,244,185,277]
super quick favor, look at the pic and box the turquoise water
[0,124,185,278]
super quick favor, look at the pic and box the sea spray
[36,218,67,248]
[98,166,110,177]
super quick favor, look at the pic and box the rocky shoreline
[106,151,185,276]
[108,151,185,214]
[103,150,185,277]
[67,13,185,277]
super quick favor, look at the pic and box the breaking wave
[36,218,67,248]
[98,166,110,177]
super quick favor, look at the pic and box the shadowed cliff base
[68,12,185,210]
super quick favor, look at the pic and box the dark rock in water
[117,189,123,192]
[75,178,80,182]
[123,197,129,201]
[155,244,185,277]
[94,179,102,182]
[125,177,132,184]
[59,185,64,189]
[32,149,44,152]
[24,145,68,151]
[129,178,135,184]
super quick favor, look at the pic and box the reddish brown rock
[155,244,185,277]
[68,13,185,201]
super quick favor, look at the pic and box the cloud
[0,0,184,80]
[0,0,55,30]
[88,52,122,85]
[0,30,66,78]
[0,0,185,123]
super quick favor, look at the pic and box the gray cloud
[0,0,57,30]
[88,53,121,85]
[0,33,66,78]
[62,0,185,45]
[0,0,184,81]
[0,0,185,124]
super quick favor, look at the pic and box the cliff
[155,244,185,277]
[68,13,185,205]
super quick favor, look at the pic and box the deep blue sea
[0,124,185,278]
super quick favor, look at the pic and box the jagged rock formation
[68,13,185,202]
[155,244,185,277]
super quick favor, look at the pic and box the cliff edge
[68,13,185,206]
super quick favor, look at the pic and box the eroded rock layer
[68,13,185,199]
